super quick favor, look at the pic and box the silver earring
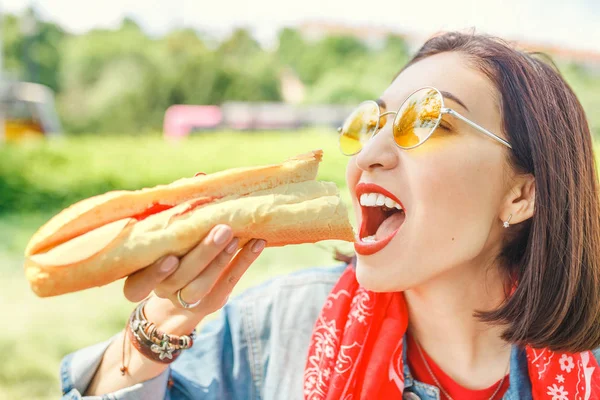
[503,214,513,228]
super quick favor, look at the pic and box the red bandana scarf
[304,265,600,400]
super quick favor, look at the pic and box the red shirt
[406,333,510,400]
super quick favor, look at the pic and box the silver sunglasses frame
[337,86,512,155]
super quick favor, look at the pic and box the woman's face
[346,52,512,292]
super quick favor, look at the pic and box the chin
[355,255,408,293]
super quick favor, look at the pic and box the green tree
[277,27,307,69]
[159,28,219,105]
[57,18,170,132]
[296,35,370,85]
[212,28,281,102]
[1,8,66,91]
[1,13,24,79]
[306,34,409,104]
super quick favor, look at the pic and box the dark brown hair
[398,32,600,352]
[335,32,600,352]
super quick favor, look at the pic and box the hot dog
[23,150,355,297]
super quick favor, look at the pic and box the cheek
[412,149,504,261]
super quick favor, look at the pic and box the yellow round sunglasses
[338,86,512,155]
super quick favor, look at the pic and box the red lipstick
[353,182,405,256]
[355,183,404,206]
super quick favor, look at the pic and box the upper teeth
[359,193,403,210]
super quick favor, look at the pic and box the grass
[0,130,355,399]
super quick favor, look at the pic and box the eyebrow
[376,90,470,113]
[440,90,470,112]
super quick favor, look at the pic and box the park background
[1,0,600,398]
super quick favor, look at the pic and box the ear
[501,174,535,226]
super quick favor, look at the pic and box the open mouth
[354,183,406,256]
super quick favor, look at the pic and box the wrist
[143,295,205,336]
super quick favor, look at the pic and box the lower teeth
[361,235,377,243]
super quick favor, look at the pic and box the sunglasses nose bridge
[379,110,397,125]
[376,110,397,135]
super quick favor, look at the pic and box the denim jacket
[59,264,600,400]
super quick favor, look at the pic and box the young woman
[60,32,600,400]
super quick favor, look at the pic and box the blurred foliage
[2,9,408,134]
[1,9,599,135]
[2,8,66,92]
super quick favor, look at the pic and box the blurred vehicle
[0,81,62,143]
[163,102,354,139]
[163,105,223,140]
[221,102,301,130]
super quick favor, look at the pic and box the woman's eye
[439,122,454,132]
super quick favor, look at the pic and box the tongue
[375,212,405,240]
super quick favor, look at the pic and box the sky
[2,0,599,52]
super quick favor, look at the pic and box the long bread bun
[24,150,355,297]
[25,150,323,257]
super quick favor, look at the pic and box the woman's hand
[122,224,264,318]
[85,225,264,396]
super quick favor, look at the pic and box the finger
[198,239,265,313]
[157,225,233,295]
[123,255,179,302]
[175,237,240,304]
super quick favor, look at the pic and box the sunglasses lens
[339,101,380,155]
[393,88,442,148]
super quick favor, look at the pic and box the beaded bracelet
[120,297,197,375]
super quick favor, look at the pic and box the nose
[355,124,399,172]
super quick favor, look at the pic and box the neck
[404,259,512,389]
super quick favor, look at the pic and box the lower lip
[353,227,401,256]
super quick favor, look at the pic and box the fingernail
[225,238,239,254]
[213,226,231,245]
[161,256,178,272]
[251,239,266,253]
